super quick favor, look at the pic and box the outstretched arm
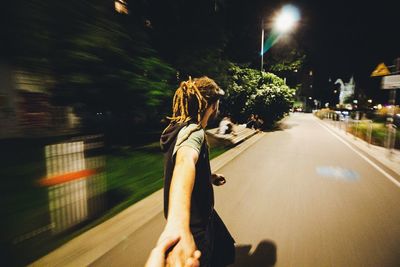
[158,146,199,266]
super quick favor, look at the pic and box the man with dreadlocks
[158,76,235,266]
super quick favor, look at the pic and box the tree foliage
[268,49,306,73]
[6,0,176,124]
[224,64,295,127]
[4,0,301,134]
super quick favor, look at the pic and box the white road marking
[317,120,400,188]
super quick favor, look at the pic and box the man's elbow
[175,147,199,167]
[175,155,196,169]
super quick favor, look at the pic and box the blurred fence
[2,128,173,266]
[321,110,399,154]
[40,135,106,233]
[1,134,107,266]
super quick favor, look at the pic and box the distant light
[274,5,300,33]
[294,69,298,72]
[353,100,358,104]
[367,99,372,103]
[333,90,337,93]
[309,97,312,100]
[373,105,378,109]
[377,104,382,109]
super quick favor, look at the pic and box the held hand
[145,233,201,267]
[163,230,197,267]
[185,250,201,267]
[144,235,180,267]
[211,173,226,186]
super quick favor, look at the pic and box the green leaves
[225,64,295,127]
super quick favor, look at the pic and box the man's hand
[145,234,201,267]
[157,224,200,267]
[211,173,226,186]
[162,230,200,267]
[145,235,180,267]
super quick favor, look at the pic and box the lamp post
[260,5,300,72]
[261,18,265,72]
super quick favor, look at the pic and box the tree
[224,64,295,127]
[264,46,307,95]
[52,1,176,116]
[267,49,306,73]
[6,0,176,129]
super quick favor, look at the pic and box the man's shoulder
[179,123,204,136]
[174,123,205,155]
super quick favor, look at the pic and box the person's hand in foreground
[159,227,198,267]
[211,173,226,186]
[145,235,201,267]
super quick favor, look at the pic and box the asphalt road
[91,113,400,267]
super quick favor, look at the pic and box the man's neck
[200,105,216,128]
[200,117,208,128]
[200,110,212,128]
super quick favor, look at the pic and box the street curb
[30,132,266,267]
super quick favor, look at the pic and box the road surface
[91,113,400,267]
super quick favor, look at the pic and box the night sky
[300,0,400,103]
[221,0,400,104]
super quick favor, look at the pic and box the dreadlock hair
[167,76,222,125]
[163,76,223,144]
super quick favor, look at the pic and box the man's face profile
[209,100,220,123]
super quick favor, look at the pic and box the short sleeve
[173,124,205,156]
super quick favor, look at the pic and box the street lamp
[275,8,300,33]
[260,5,300,71]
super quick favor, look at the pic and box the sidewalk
[30,132,265,267]
[319,118,400,177]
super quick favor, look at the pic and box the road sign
[371,63,390,77]
[382,74,400,89]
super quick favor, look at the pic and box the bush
[223,64,295,128]
[314,108,332,119]
[347,122,400,149]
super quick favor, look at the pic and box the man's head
[168,76,224,125]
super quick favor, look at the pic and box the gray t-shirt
[173,124,205,156]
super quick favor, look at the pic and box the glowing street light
[260,5,300,71]
[274,5,301,33]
